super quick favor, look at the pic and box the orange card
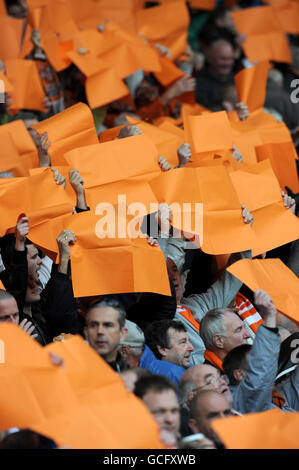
[0,127,29,177]
[255,141,299,193]
[229,160,299,256]
[85,68,129,109]
[154,56,185,87]
[212,408,299,449]
[227,258,299,326]
[5,59,46,112]
[32,103,99,166]
[149,166,256,254]
[232,6,292,63]
[0,120,39,170]
[188,0,216,9]
[235,61,270,113]
[188,111,233,154]
[0,17,23,61]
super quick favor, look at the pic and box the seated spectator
[200,307,251,372]
[144,319,194,369]
[188,390,233,449]
[134,374,181,447]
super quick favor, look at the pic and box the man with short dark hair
[85,297,129,372]
[134,374,180,443]
[222,344,252,386]
[189,390,232,448]
[144,319,194,369]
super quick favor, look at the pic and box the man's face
[189,392,232,443]
[188,364,232,407]
[85,307,127,362]
[208,40,235,79]
[0,297,19,324]
[221,312,251,354]
[26,244,42,282]
[160,327,194,369]
[142,389,180,435]
[166,258,183,304]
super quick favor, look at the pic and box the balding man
[195,38,236,110]
[178,362,233,437]
[0,289,37,337]
[189,390,233,448]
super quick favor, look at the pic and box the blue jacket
[139,345,185,387]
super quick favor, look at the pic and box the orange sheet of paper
[5,59,46,112]
[137,1,189,42]
[232,7,292,63]
[32,103,100,166]
[0,120,39,170]
[227,258,299,326]
[212,408,299,449]
[0,0,6,16]
[0,127,29,177]
[266,0,299,34]
[230,109,295,165]
[86,68,129,109]
[63,133,161,211]
[0,323,80,430]
[0,17,23,61]
[235,61,269,113]
[127,116,184,167]
[229,160,299,256]
[28,210,171,298]
[0,324,164,449]
[0,168,73,236]
[187,111,233,154]
[149,166,256,254]
[255,141,299,193]
[154,56,185,87]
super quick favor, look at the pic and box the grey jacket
[231,325,295,414]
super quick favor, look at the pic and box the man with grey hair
[200,307,251,371]
[84,296,129,372]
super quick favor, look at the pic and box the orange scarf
[204,349,224,373]
[235,292,263,334]
[177,305,200,332]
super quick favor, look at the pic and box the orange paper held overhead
[0,127,29,177]
[0,168,73,237]
[32,103,99,166]
[235,61,270,113]
[227,258,299,326]
[0,71,14,94]
[232,6,292,63]
[149,166,256,254]
[86,68,129,110]
[5,59,46,112]
[0,120,39,170]
[0,16,23,61]
[154,56,185,87]
[229,160,299,256]
[187,111,233,154]
[255,141,299,193]
[28,210,171,298]
[0,324,164,449]
[212,408,299,449]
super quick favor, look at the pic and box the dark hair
[222,344,252,386]
[86,296,126,329]
[134,374,177,399]
[144,320,187,360]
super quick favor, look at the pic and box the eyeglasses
[192,374,230,393]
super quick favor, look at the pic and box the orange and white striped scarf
[235,292,263,334]
[176,305,200,332]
